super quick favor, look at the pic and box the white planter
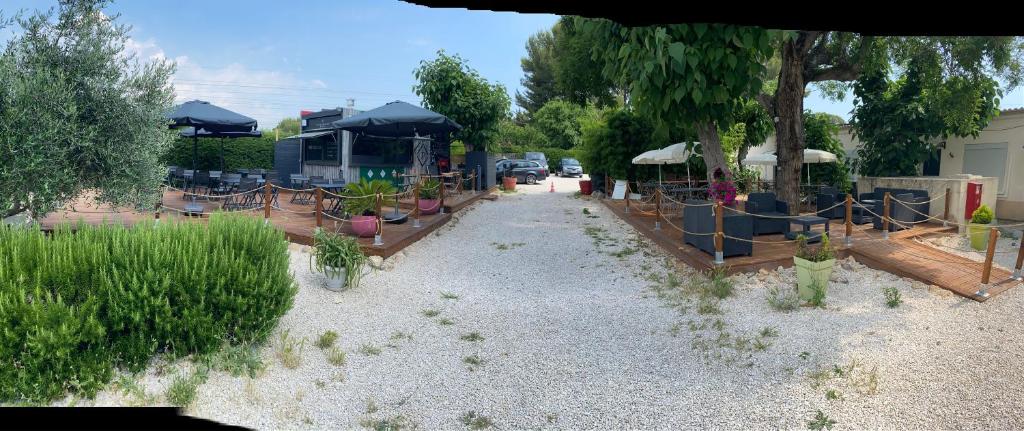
[322,267,348,292]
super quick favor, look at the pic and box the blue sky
[2,1,1022,128]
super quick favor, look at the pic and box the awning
[287,130,335,139]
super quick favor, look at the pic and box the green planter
[794,256,835,301]
[968,222,991,251]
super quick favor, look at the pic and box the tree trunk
[695,121,729,180]
[772,40,808,215]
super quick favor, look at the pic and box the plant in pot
[793,233,836,302]
[310,229,367,291]
[968,204,994,251]
[418,178,442,215]
[707,167,737,207]
[344,179,397,238]
[501,167,517,192]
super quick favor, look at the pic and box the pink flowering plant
[708,167,738,206]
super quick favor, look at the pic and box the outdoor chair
[816,186,846,219]
[223,178,259,210]
[745,192,791,236]
[682,199,753,257]
[860,187,930,223]
[289,174,314,204]
[871,193,923,232]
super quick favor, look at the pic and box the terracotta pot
[579,180,593,195]
[351,215,377,238]
[418,199,440,215]
[502,176,517,191]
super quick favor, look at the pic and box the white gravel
[57,175,1024,429]
[917,233,1022,272]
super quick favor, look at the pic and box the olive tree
[0,0,176,219]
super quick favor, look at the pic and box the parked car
[496,159,548,184]
[523,152,549,171]
[557,158,583,177]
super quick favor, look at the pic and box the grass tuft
[460,411,494,430]
[327,347,347,366]
[460,332,485,342]
[276,329,305,369]
[883,287,902,308]
[316,331,339,350]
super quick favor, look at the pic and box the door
[922,148,941,176]
[273,139,301,184]
[962,143,1008,196]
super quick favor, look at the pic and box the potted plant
[968,204,994,251]
[793,233,836,301]
[310,229,367,291]
[344,179,396,238]
[418,178,442,215]
[501,167,517,192]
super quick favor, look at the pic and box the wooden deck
[602,198,1021,302]
[38,187,491,258]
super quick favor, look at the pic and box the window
[303,133,338,164]
[351,136,413,165]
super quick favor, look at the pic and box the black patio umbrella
[179,127,263,171]
[166,100,259,170]
[330,100,461,137]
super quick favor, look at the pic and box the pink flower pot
[351,215,377,238]
[418,199,440,215]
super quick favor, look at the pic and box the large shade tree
[413,50,510,151]
[515,29,558,115]
[758,33,1024,213]
[0,0,176,219]
[575,19,776,179]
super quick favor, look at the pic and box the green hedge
[162,136,275,171]
[0,214,296,403]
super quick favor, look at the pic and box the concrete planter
[351,215,377,238]
[322,267,347,291]
[968,222,991,251]
[418,199,440,215]
[794,256,835,301]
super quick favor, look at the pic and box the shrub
[795,234,836,262]
[0,214,296,403]
[344,178,397,216]
[162,136,275,171]
[971,204,994,224]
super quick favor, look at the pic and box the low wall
[858,175,999,232]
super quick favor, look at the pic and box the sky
[2,1,1022,129]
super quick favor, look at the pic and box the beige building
[748,108,1024,220]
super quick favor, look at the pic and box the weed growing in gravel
[464,354,484,370]
[440,291,460,300]
[327,347,347,366]
[460,332,485,342]
[276,330,305,369]
[421,308,441,318]
[806,280,827,308]
[243,378,259,404]
[611,247,638,259]
[360,415,414,430]
[668,323,682,337]
[545,413,559,423]
[753,338,770,351]
[460,411,494,429]
[760,326,779,338]
[314,379,326,389]
[165,368,208,408]
[825,389,842,400]
[767,285,801,312]
[807,410,836,430]
[360,344,382,356]
[706,267,734,299]
[696,298,722,315]
[883,287,902,308]
[438,318,455,326]
[390,331,413,341]
[799,351,812,360]
[582,208,591,215]
[204,343,265,378]
[114,374,156,407]
[365,398,380,414]
[316,331,339,349]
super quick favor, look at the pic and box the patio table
[784,215,830,243]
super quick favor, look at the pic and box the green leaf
[668,42,686,63]
[692,88,703,104]
[694,23,707,38]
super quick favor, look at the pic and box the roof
[838,107,1024,129]
[302,108,356,120]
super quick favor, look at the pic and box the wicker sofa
[683,200,753,257]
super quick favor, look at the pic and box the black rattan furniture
[683,200,753,257]
[784,215,829,243]
[746,192,791,236]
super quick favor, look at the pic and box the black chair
[683,200,753,257]
[860,187,931,224]
[816,186,846,219]
[745,192,791,236]
[872,193,920,232]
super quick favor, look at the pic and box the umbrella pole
[220,138,225,171]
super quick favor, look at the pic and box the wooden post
[1013,234,1024,280]
[943,188,951,226]
[654,188,662,230]
[374,192,383,245]
[606,175,612,198]
[315,187,323,228]
[981,228,999,285]
[882,192,891,238]
[845,193,853,246]
[263,182,272,223]
[714,200,724,265]
[439,175,446,214]
[154,202,161,224]
[472,169,478,192]
[624,182,631,213]
[413,178,422,227]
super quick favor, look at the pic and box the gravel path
[63,175,1024,429]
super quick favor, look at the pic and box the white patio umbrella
[741,149,837,185]
[631,142,698,188]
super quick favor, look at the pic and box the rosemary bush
[0,213,296,403]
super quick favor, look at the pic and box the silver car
[557,158,583,177]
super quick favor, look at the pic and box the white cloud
[407,37,432,47]
[125,37,326,129]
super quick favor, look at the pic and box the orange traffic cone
[549,181,555,193]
